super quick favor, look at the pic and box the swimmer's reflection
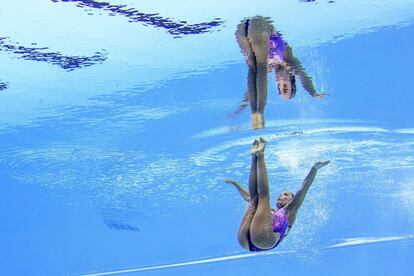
[234,16,327,129]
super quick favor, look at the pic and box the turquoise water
[1,1,414,275]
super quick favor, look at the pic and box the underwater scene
[1,0,414,275]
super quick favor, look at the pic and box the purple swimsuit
[268,33,285,65]
[248,208,289,252]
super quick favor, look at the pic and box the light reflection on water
[2,122,414,241]
[1,0,414,275]
[0,0,414,130]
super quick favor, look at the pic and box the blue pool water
[1,0,414,275]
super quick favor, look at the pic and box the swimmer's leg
[247,17,273,66]
[247,17,273,128]
[250,138,277,249]
[237,140,260,250]
[235,19,260,128]
[236,20,256,70]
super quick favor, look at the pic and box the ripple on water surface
[2,121,414,248]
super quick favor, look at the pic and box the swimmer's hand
[314,93,329,99]
[313,160,330,170]
[225,179,238,185]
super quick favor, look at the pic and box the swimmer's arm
[285,46,327,99]
[229,90,249,117]
[290,166,317,210]
[289,57,321,97]
[225,179,250,202]
[288,161,330,211]
[225,179,275,211]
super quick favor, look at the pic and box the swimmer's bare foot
[255,137,266,155]
[259,137,267,144]
[251,113,264,129]
[251,139,260,155]
[251,138,266,155]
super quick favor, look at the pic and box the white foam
[395,128,414,134]
[327,235,414,248]
[192,119,363,139]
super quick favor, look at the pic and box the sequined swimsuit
[268,33,285,67]
[248,208,291,252]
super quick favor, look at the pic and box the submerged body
[248,208,290,252]
[226,138,329,251]
[268,33,286,65]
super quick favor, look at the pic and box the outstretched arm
[229,90,249,118]
[225,178,276,211]
[225,179,250,203]
[287,161,330,212]
[284,45,328,99]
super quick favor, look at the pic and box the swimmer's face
[276,191,294,208]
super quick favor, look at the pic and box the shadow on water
[232,16,326,129]
[100,207,143,233]
[0,80,8,91]
[51,0,224,37]
[0,36,107,71]
[103,218,140,232]
[299,0,336,3]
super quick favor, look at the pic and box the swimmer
[225,137,329,251]
[234,16,327,129]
